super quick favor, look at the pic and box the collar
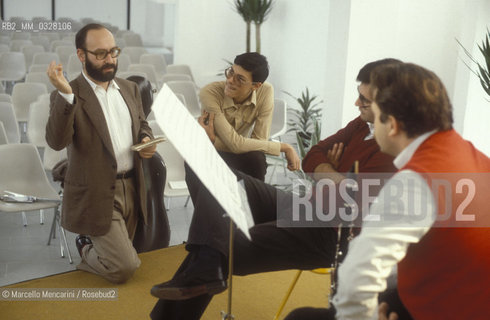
[82,70,120,91]
[364,122,375,140]
[393,130,437,169]
[223,86,258,110]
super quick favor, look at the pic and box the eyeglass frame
[224,66,258,86]
[357,85,372,107]
[83,46,122,60]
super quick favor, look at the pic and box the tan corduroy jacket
[46,75,153,236]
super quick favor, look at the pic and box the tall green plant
[285,88,323,158]
[234,0,274,53]
[457,28,490,99]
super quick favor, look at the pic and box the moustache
[102,64,116,70]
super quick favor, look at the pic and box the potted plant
[457,28,490,99]
[234,0,274,53]
[285,87,323,159]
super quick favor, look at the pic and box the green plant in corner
[457,28,490,99]
[285,88,323,159]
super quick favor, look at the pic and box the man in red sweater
[287,63,490,320]
[303,58,397,181]
[149,59,401,320]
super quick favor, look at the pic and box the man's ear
[77,48,86,64]
[252,82,262,91]
[387,115,400,137]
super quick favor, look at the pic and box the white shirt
[59,72,134,172]
[364,123,375,140]
[332,130,437,320]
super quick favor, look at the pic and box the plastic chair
[149,120,190,209]
[161,73,192,84]
[0,143,72,263]
[165,81,201,118]
[0,44,9,53]
[0,52,27,91]
[31,35,51,52]
[25,72,56,93]
[12,82,48,122]
[0,121,8,144]
[27,100,50,148]
[270,99,288,139]
[55,45,76,66]
[123,46,148,63]
[9,39,32,52]
[117,53,131,72]
[128,64,160,88]
[50,40,72,52]
[21,44,45,69]
[66,53,82,75]
[12,32,31,40]
[140,53,168,78]
[0,102,21,143]
[29,64,50,73]
[115,37,126,49]
[0,93,12,103]
[267,99,289,183]
[167,64,195,82]
[32,52,60,65]
[117,71,147,80]
[123,33,144,47]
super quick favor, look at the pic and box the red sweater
[398,129,490,319]
[302,116,396,174]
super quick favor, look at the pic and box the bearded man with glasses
[198,52,300,181]
[46,23,156,283]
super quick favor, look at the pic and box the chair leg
[58,221,73,264]
[47,207,58,245]
[273,270,303,320]
[40,209,44,225]
[184,195,191,207]
[22,211,27,227]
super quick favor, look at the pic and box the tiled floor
[0,161,295,287]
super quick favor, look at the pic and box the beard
[85,58,118,82]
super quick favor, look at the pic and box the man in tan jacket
[46,23,156,283]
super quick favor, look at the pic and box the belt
[116,169,134,179]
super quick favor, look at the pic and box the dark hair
[126,76,153,118]
[234,52,269,83]
[370,62,453,138]
[356,58,402,83]
[75,23,107,49]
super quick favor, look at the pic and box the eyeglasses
[224,67,257,86]
[84,47,121,60]
[357,85,372,107]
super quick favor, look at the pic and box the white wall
[339,0,465,127]
[56,0,127,29]
[4,0,51,20]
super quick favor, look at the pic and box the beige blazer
[46,75,153,236]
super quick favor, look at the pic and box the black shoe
[151,246,227,300]
[75,235,92,257]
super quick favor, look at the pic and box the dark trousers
[185,164,337,274]
[218,150,268,182]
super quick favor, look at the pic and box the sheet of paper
[152,84,253,239]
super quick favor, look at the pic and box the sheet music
[152,84,253,239]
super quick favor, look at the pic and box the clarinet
[328,161,358,304]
